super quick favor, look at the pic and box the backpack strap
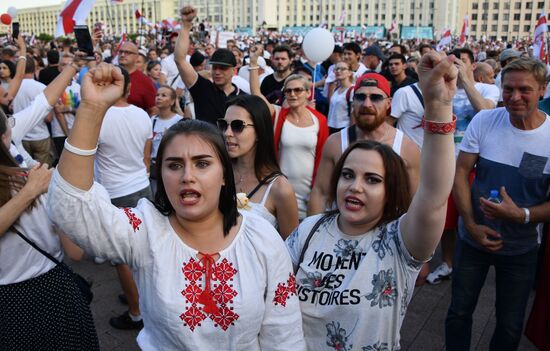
[294,213,332,275]
[247,171,283,199]
[345,86,354,117]
[410,84,424,108]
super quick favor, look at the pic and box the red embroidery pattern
[179,257,239,332]
[273,273,297,307]
[123,208,142,232]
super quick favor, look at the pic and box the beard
[354,107,386,132]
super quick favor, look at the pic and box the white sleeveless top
[340,126,403,155]
[246,176,279,228]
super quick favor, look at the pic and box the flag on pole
[56,0,97,37]
[389,18,397,33]
[135,8,152,26]
[533,11,548,63]
[338,10,347,25]
[436,29,452,51]
[459,14,469,45]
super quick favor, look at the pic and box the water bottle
[485,189,502,240]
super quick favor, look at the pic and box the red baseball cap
[354,72,391,97]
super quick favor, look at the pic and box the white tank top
[246,176,279,228]
[340,126,403,155]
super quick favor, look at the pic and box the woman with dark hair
[0,60,16,90]
[221,94,299,238]
[48,63,305,350]
[0,53,98,350]
[286,52,458,349]
[146,60,166,90]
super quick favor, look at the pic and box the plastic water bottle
[486,189,502,240]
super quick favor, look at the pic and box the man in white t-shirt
[13,58,51,165]
[95,66,153,331]
[388,83,425,147]
[426,48,500,285]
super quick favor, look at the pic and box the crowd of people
[1,5,550,350]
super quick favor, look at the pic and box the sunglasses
[217,119,254,134]
[353,93,387,103]
[283,87,308,95]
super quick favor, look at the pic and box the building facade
[13,0,179,36]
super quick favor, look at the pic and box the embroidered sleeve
[47,170,146,267]
[260,233,306,350]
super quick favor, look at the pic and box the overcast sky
[0,1,63,14]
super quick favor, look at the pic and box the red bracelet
[420,115,457,134]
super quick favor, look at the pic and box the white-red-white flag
[339,10,347,25]
[389,18,397,33]
[135,8,152,26]
[533,11,548,63]
[436,29,452,51]
[56,0,97,37]
[459,14,469,45]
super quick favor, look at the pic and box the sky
[0,1,63,14]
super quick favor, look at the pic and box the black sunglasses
[283,87,308,95]
[353,93,387,103]
[217,119,254,134]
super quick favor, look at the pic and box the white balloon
[7,7,16,19]
[302,28,335,63]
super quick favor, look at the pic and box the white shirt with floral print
[286,213,424,351]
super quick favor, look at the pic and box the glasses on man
[217,119,254,134]
[334,67,349,72]
[118,50,137,56]
[7,116,15,128]
[353,93,387,103]
[283,87,308,95]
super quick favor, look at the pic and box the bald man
[118,41,156,114]
[474,62,496,85]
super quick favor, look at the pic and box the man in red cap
[308,73,420,215]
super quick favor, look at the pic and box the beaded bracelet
[64,139,97,156]
[420,115,457,134]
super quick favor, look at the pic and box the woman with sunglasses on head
[48,63,306,350]
[249,47,329,220]
[220,95,299,238]
[327,61,354,134]
[150,85,184,192]
[286,53,458,350]
[0,48,99,350]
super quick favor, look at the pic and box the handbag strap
[294,213,332,275]
[247,171,282,199]
[13,228,62,266]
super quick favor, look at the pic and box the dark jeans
[445,240,538,351]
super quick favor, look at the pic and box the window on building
[482,14,488,20]
[514,14,520,20]
[513,25,519,31]
[399,14,403,20]
[492,14,498,20]
[502,36,508,41]
[493,3,499,9]
[481,24,487,31]
[482,2,489,10]
[491,24,498,31]
[524,25,531,32]
[410,3,414,9]
[526,2,532,9]
[514,2,521,9]
[503,25,509,31]
[382,14,386,20]
[504,14,509,20]
[504,3,510,9]
[410,14,414,20]
[472,3,478,9]
[538,2,545,9]
[472,14,478,20]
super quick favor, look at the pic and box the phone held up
[73,25,95,61]
[12,22,19,42]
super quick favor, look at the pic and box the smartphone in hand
[74,25,95,60]
[12,22,19,42]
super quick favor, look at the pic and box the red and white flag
[533,11,548,63]
[459,14,469,45]
[56,0,97,37]
[389,18,397,34]
[338,10,347,25]
[436,29,452,51]
[135,8,152,26]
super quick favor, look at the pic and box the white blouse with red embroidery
[47,171,306,351]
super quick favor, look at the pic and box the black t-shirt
[189,75,247,124]
[260,74,285,105]
[38,66,60,86]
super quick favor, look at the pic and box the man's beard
[354,107,385,132]
[276,64,290,74]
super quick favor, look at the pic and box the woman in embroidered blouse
[248,47,329,220]
[48,63,306,350]
[221,94,299,238]
[285,53,459,350]
[0,44,99,349]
